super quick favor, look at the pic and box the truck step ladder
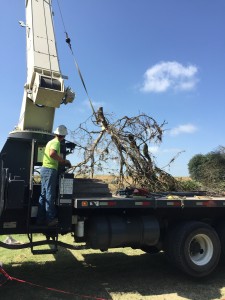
[27,224,59,255]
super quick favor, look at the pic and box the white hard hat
[54,125,68,136]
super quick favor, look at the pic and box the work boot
[47,218,58,227]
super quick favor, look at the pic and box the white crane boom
[16,0,74,133]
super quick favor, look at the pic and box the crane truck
[1,0,225,278]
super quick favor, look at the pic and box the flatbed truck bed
[75,196,225,209]
[1,178,225,278]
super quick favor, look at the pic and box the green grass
[1,234,225,300]
[0,234,100,300]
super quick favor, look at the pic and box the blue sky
[0,0,225,176]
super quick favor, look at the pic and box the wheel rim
[188,234,213,266]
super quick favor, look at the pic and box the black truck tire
[165,221,221,277]
[215,221,225,262]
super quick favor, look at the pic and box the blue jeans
[37,167,58,223]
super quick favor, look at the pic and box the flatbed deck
[75,196,225,209]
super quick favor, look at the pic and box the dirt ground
[1,237,225,300]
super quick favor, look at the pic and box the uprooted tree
[70,107,183,192]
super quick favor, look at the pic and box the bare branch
[70,107,181,191]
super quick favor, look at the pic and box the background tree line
[188,146,225,193]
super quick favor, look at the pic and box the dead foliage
[70,108,183,192]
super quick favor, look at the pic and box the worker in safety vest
[37,125,71,226]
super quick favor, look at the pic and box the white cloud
[148,146,183,154]
[140,61,198,93]
[169,123,198,136]
[148,146,159,153]
[83,99,105,110]
[162,148,183,153]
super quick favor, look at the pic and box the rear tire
[165,221,221,277]
[215,221,225,262]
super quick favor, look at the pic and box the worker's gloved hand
[64,159,72,168]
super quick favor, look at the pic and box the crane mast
[15,0,74,134]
